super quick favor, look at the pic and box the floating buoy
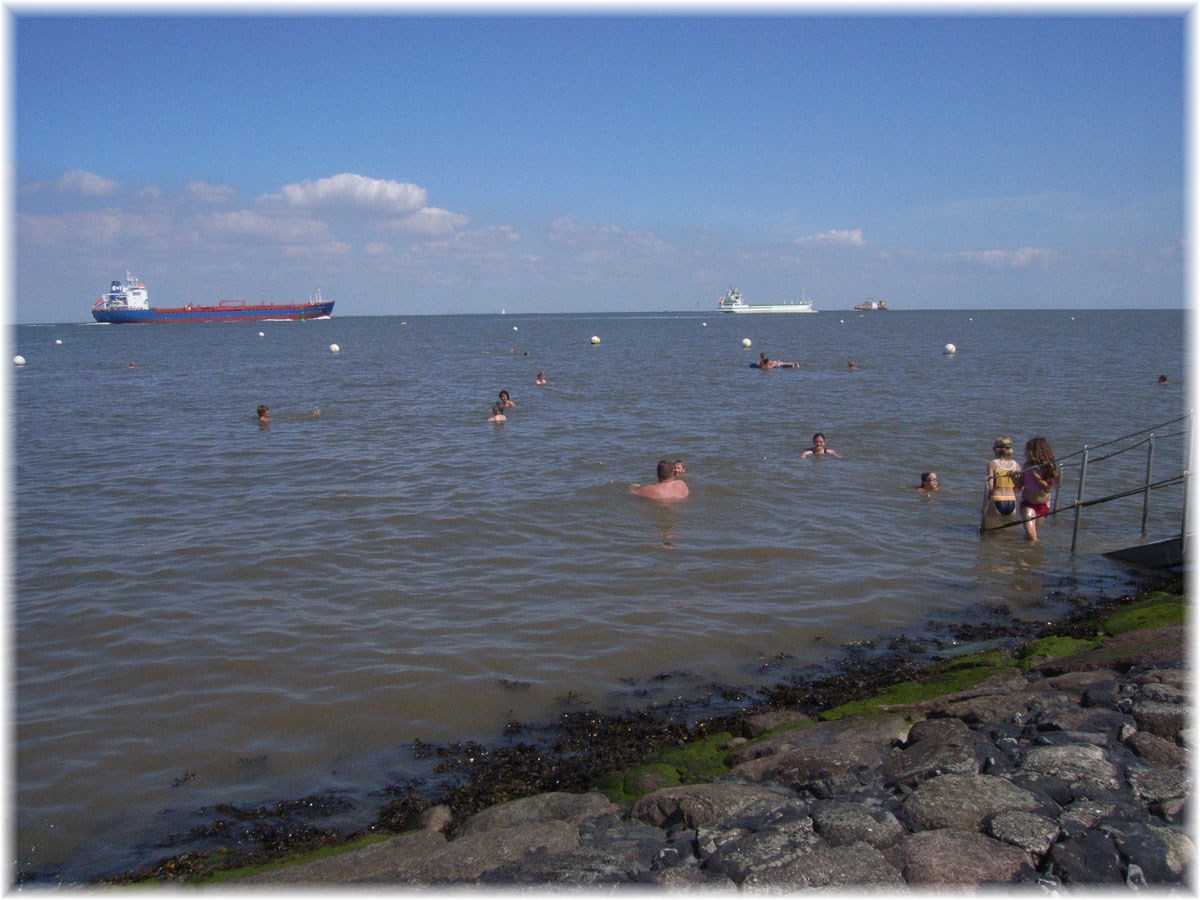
[258,331,265,337]
[839,319,845,324]
[329,343,340,353]
[55,339,62,345]
[742,338,751,348]
[702,322,707,327]
[13,355,25,366]
[943,343,956,355]
[590,335,600,345]
[968,317,973,322]
[512,326,518,331]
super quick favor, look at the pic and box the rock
[1128,767,1190,804]
[419,804,453,833]
[1131,699,1187,742]
[238,829,449,883]
[810,800,906,849]
[457,790,616,836]
[728,715,909,767]
[740,841,906,889]
[888,829,1037,886]
[731,743,884,797]
[1100,821,1186,883]
[702,814,823,883]
[1057,799,1117,837]
[1031,669,1121,697]
[1020,743,1121,791]
[899,773,1039,831]
[881,717,992,787]
[987,809,1060,857]
[1148,823,1195,876]
[1047,829,1124,884]
[1033,704,1134,738]
[1126,730,1188,767]
[744,709,812,737]
[630,782,794,830]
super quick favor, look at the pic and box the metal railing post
[1070,447,1089,556]
[1140,434,1155,536]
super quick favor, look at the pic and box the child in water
[986,437,1020,517]
[1016,436,1060,542]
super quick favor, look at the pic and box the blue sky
[12,12,1186,323]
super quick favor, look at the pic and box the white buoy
[590,335,601,345]
[13,355,25,366]
[702,322,707,327]
[968,317,973,322]
[258,331,265,337]
[330,343,340,353]
[513,326,518,331]
[839,319,845,324]
[742,338,752,348]
[55,339,62,345]
[943,343,956,355]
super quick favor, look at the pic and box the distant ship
[716,287,816,314]
[91,272,335,324]
[854,297,888,311]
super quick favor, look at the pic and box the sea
[13,308,1188,882]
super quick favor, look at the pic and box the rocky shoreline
[149,581,1190,890]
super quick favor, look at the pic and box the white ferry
[716,288,816,314]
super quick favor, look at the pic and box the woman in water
[1015,436,1060,542]
[498,389,516,409]
[985,437,1021,518]
[802,433,840,457]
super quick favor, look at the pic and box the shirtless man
[631,459,689,500]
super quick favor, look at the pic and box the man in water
[631,459,689,500]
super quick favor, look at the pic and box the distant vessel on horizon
[716,287,816,314]
[91,272,335,324]
[854,297,889,311]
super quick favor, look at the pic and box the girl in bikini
[986,437,1020,517]
[1016,436,1060,542]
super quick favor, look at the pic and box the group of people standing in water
[985,435,1060,541]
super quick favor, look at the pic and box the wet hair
[1023,436,1059,485]
[656,459,674,481]
[920,472,934,486]
[499,390,510,401]
[256,405,269,418]
[993,436,1013,458]
[812,433,825,443]
[491,403,504,416]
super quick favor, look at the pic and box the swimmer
[487,402,507,423]
[918,472,939,492]
[801,433,840,457]
[1158,374,1169,384]
[258,404,319,424]
[498,389,516,409]
[847,360,858,371]
[756,353,799,370]
[630,459,689,500]
[535,372,547,385]
[672,459,686,478]
[985,437,1020,517]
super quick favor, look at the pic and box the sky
[9,9,1188,323]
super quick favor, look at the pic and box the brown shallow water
[14,308,1186,880]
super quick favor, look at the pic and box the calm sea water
[14,308,1186,881]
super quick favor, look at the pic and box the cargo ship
[91,272,334,323]
[716,287,816,313]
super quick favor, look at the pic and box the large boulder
[887,829,1037,886]
[900,773,1039,831]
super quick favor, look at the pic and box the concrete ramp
[1101,535,1183,571]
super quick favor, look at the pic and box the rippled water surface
[15,309,1186,880]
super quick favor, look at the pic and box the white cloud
[795,229,865,247]
[55,169,119,197]
[137,186,164,201]
[274,173,427,215]
[19,209,165,246]
[387,207,470,237]
[196,210,331,243]
[953,247,1055,268]
[187,181,238,205]
[364,241,392,257]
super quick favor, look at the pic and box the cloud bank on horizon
[13,15,1184,323]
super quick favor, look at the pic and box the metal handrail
[980,414,1191,555]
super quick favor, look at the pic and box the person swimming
[487,402,506,423]
[801,433,840,457]
[918,472,939,492]
[535,372,547,385]
[498,389,515,409]
[630,459,689,500]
